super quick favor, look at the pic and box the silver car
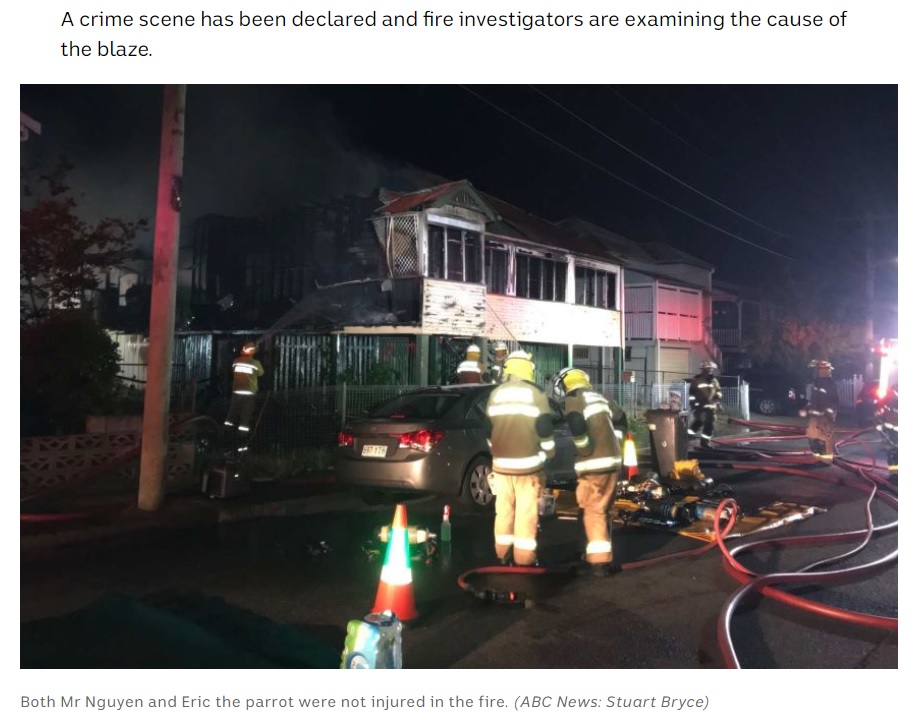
[335,384,577,508]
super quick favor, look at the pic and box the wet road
[21,433,898,669]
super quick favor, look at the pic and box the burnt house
[189,195,383,330]
[186,180,628,387]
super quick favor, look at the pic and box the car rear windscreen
[369,393,461,420]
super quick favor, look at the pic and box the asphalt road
[20,431,897,670]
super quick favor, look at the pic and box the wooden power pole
[138,85,187,512]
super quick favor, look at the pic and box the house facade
[354,180,626,385]
[562,218,720,386]
[183,180,626,387]
[711,281,774,373]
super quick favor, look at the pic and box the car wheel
[757,397,779,415]
[459,456,494,508]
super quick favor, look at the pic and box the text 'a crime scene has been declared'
[23,694,710,711]
[58,9,851,57]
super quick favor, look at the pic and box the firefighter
[802,359,839,461]
[486,350,557,566]
[688,361,722,446]
[456,344,487,384]
[552,368,625,576]
[489,342,509,383]
[224,342,265,451]
[877,386,898,473]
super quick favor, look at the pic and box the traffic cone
[623,433,639,480]
[372,503,419,621]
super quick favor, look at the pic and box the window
[427,225,482,283]
[485,242,510,294]
[515,252,567,302]
[575,266,617,308]
[369,393,460,420]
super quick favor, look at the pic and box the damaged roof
[376,180,618,264]
[376,179,498,221]
[483,194,615,262]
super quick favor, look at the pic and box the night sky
[19,84,898,336]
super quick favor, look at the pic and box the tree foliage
[21,310,123,436]
[743,314,866,377]
[20,159,147,324]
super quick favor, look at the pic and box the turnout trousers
[492,471,545,566]
[576,471,617,564]
[806,414,835,457]
[690,406,716,440]
[225,392,256,432]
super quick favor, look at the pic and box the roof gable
[376,180,498,221]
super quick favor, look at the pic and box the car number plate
[361,444,388,458]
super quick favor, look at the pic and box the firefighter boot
[810,439,833,465]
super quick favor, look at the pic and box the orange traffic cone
[623,433,639,480]
[372,503,419,621]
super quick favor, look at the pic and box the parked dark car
[739,369,807,416]
[335,384,577,508]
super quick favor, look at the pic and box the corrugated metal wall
[520,342,568,386]
[274,333,333,389]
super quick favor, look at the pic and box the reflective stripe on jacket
[689,373,722,406]
[565,390,623,475]
[487,379,556,475]
[456,360,485,384]
[232,356,264,394]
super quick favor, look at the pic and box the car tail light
[397,429,445,453]
[337,431,354,447]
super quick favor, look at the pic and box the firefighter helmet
[551,368,593,404]
[700,361,718,371]
[241,342,257,356]
[465,344,481,359]
[494,342,509,356]
[503,350,535,382]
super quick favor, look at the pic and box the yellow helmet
[241,342,257,356]
[551,368,592,403]
[465,344,481,359]
[503,350,535,382]
[562,368,592,393]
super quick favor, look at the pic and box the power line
[614,86,837,241]
[529,85,797,246]
[458,85,797,262]
[604,86,745,180]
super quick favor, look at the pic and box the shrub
[21,310,121,436]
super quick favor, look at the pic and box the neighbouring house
[711,280,776,373]
[562,218,720,386]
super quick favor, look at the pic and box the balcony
[712,327,741,348]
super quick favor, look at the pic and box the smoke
[182,86,397,219]
[21,86,409,254]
